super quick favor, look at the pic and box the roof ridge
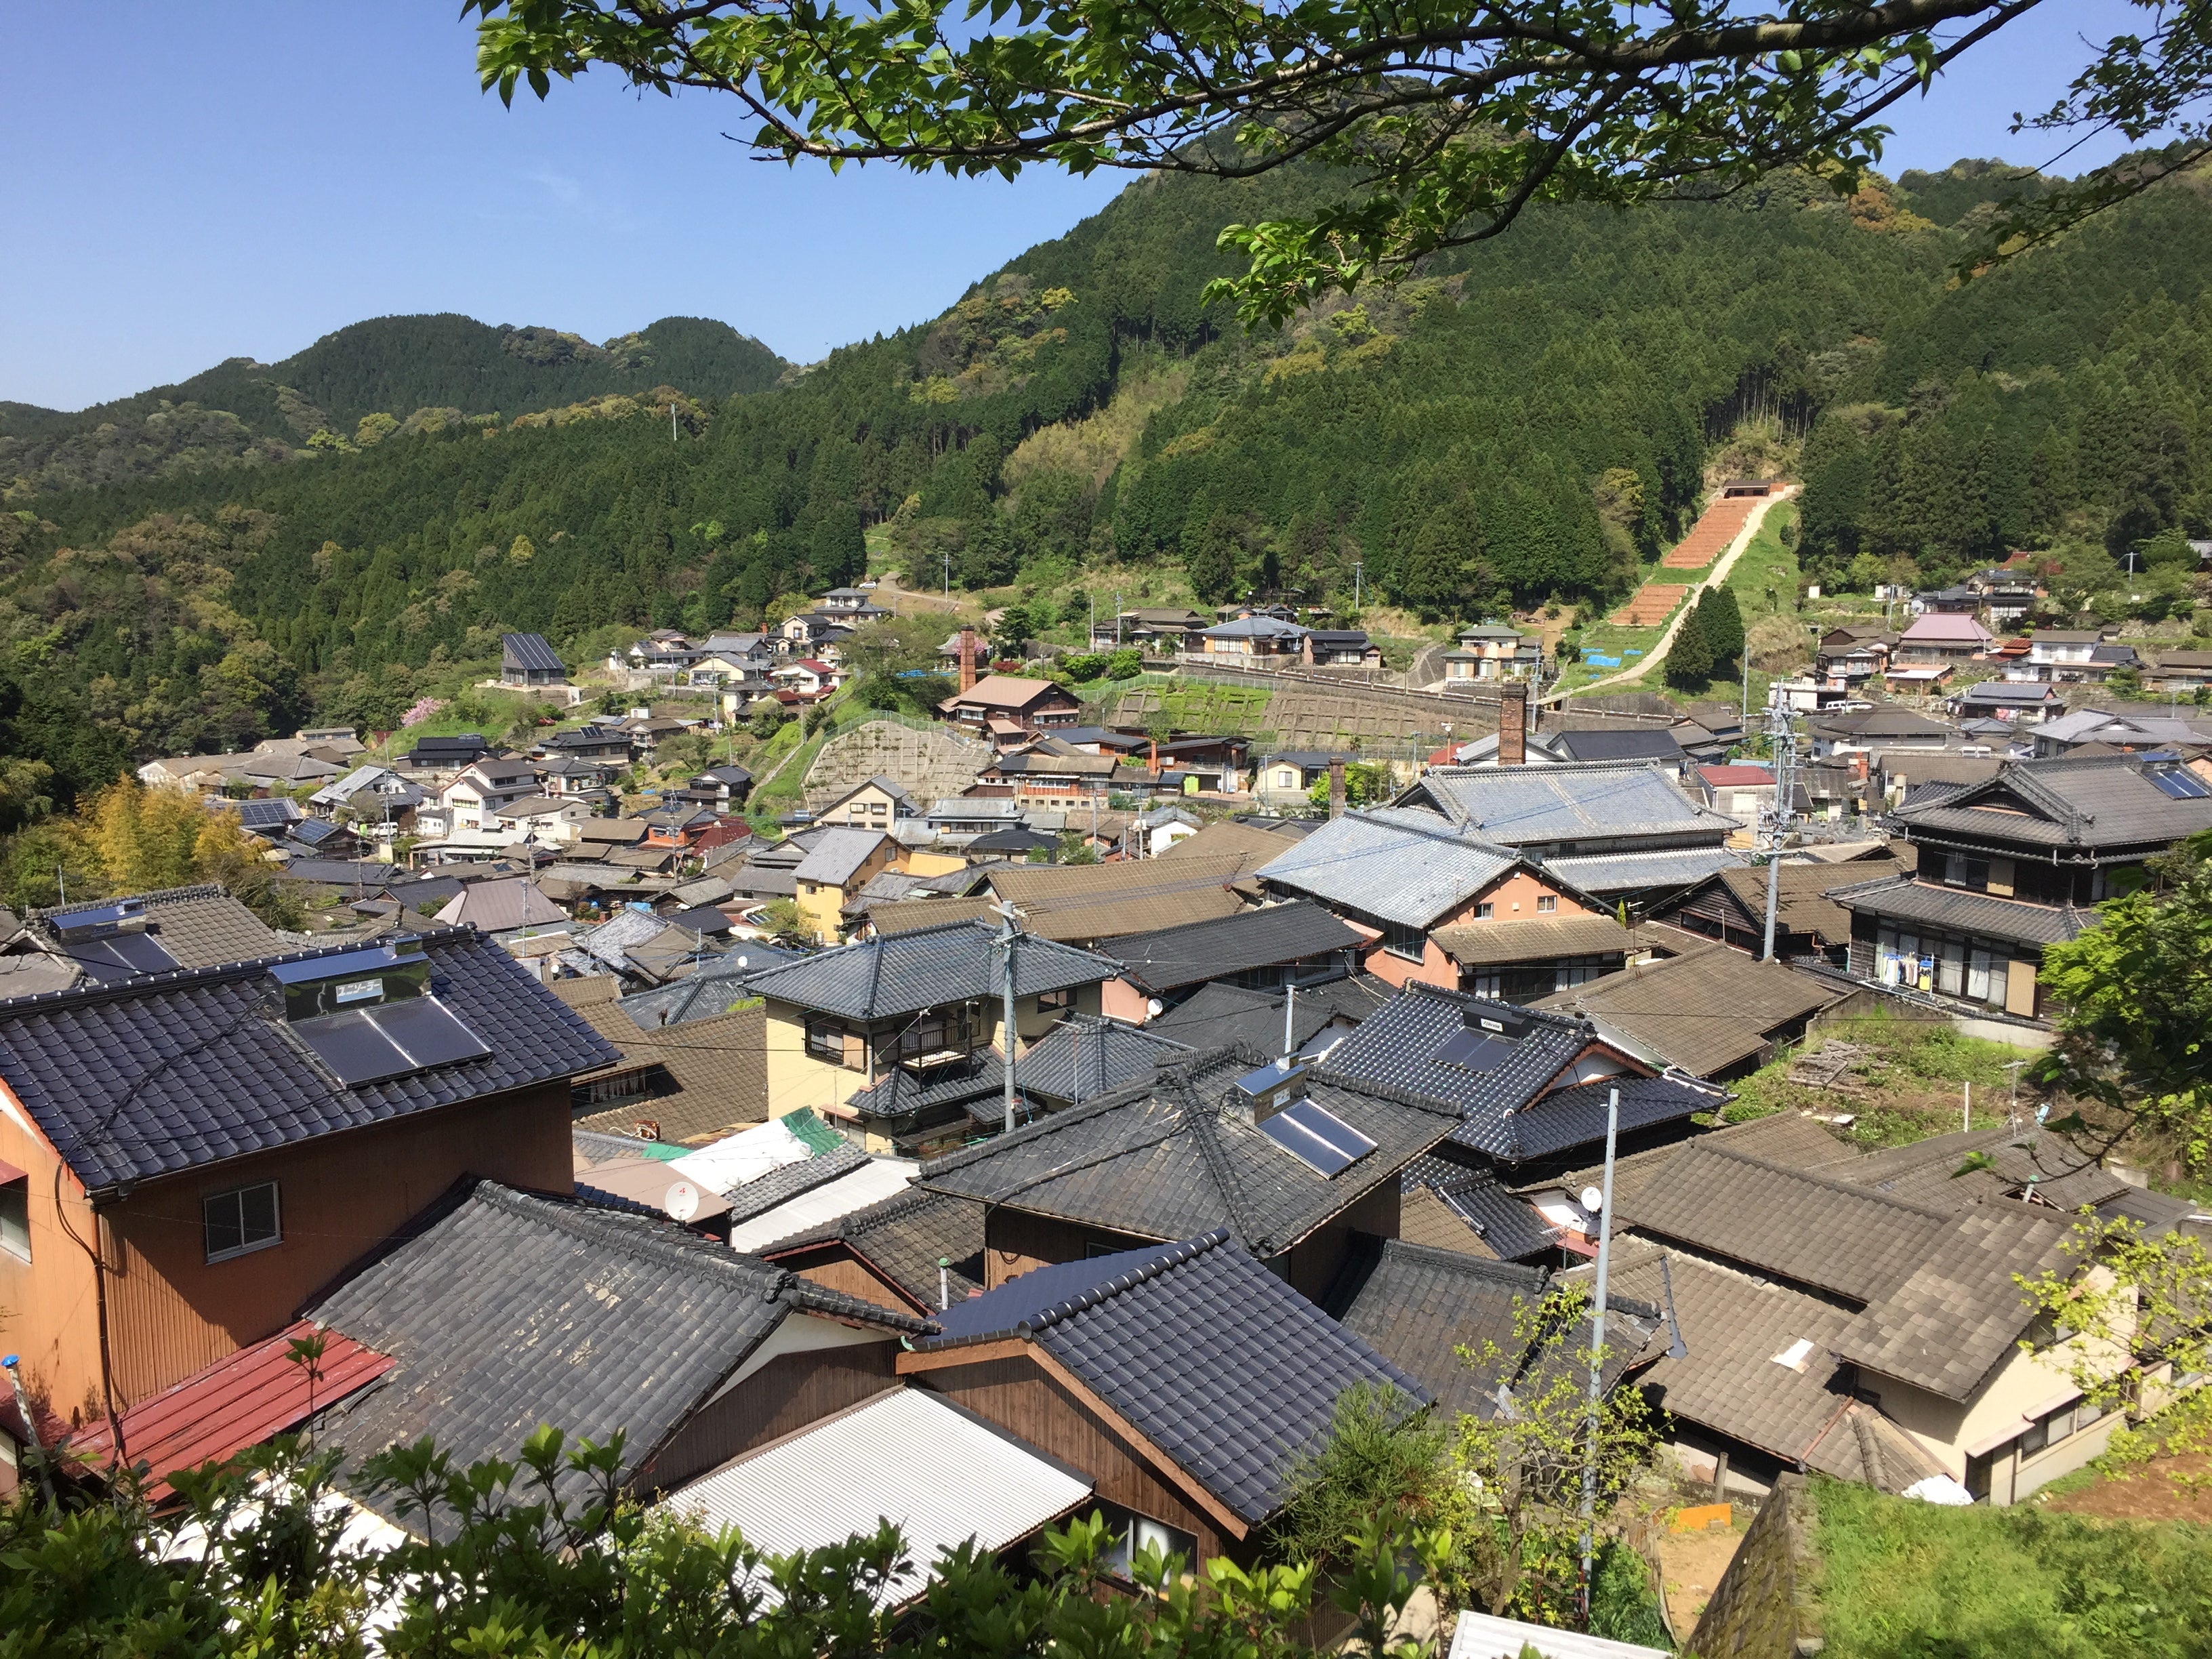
[1378,1235,1549,1289]
[1671,1143,1957,1221]
[1019,1229,1232,1334]
[30,882,237,921]
[1179,1080,1268,1248]
[478,1180,796,1297]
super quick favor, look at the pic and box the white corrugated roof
[668,1389,1092,1605]
[724,1157,919,1252]
[1450,1610,1667,1659]
[670,1118,813,1195]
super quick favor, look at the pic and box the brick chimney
[958,627,978,693]
[1499,680,1528,768]
[1328,758,1347,821]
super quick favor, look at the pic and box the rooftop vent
[1232,1058,1308,1120]
[272,941,491,1086]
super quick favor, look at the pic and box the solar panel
[68,932,182,983]
[1258,1098,1376,1177]
[2150,766,2211,800]
[293,1010,417,1086]
[53,898,146,936]
[369,997,492,1069]
[1434,1028,1513,1071]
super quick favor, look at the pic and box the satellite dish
[664,1181,702,1222]
[1147,998,1165,1019]
[1580,1185,1605,1215]
[736,955,750,969]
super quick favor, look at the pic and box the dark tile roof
[1147,982,1345,1055]
[1105,901,1364,995]
[742,920,1119,1021]
[1553,730,1687,766]
[1320,985,1711,1163]
[1325,1237,1546,1419]
[842,1051,1006,1124]
[0,929,621,1193]
[554,977,766,1144]
[1824,872,2092,948]
[1837,1126,2131,1213]
[762,1185,987,1310]
[501,632,566,674]
[1887,754,2212,851]
[1528,1110,1856,1208]
[308,1180,924,1514]
[29,884,283,975]
[917,1230,1427,1525]
[919,1048,1457,1257]
[1398,1155,1560,1260]
[1833,1205,2071,1399]
[1620,1143,1952,1305]
[720,1139,873,1223]
[1014,1014,1192,1106]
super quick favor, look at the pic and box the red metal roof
[1698,765,1776,787]
[65,1320,390,1499]
[0,1155,25,1184]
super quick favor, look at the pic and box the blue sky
[0,1,2171,410]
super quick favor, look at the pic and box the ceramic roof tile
[1535,948,1843,1078]
[0,929,621,1193]
[920,1231,1427,1525]
[762,1185,987,1310]
[1412,762,1739,845]
[741,920,1119,1021]
[1824,873,2092,947]
[1324,1237,1545,1420]
[1105,902,1364,994]
[30,884,284,973]
[1254,809,1521,929]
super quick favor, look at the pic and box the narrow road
[1547,485,1796,705]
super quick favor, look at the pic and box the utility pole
[1352,560,1364,611]
[1740,647,1750,745]
[670,401,678,443]
[1761,695,1798,962]
[1114,590,1123,647]
[1281,981,1296,1062]
[992,897,1023,1134]
[942,551,951,602]
[1088,590,1095,649]
[1577,1085,1620,1628]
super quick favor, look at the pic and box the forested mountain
[0,314,787,493]
[5,156,2211,813]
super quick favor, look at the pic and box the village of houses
[3,564,2211,1643]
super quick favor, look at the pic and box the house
[1105,607,1208,649]
[1831,753,2212,1019]
[491,794,596,845]
[536,723,633,764]
[919,1046,1458,1303]
[1967,567,2043,626]
[501,632,567,687]
[741,919,1122,1146]
[773,658,842,699]
[779,611,846,653]
[432,875,567,935]
[2025,706,2212,758]
[1,885,283,997]
[0,929,619,1422]
[926,796,1027,841]
[619,630,703,676]
[901,1229,1427,1568]
[1322,985,1724,1175]
[1950,679,2066,722]
[937,674,1082,742]
[793,827,900,942]
[2148,649,2212,693]
[1695,762,1777,822]
[756,1181,987,1317]
[1255,751,1357,802]
[1815,626,1896,689]
[1145,977,1387,1057]
[537,756,620,800]
[1551,727,1689,777]
[1442,623,1541,682]
[977,843,1277,945]
[980,745,1126,802]
[1096,901,1365,1019]
[2022,628,2109,682]
[1130,803,1205,856]
[394,733,491,779]
[1536,937,1847,1078]
[1650,855,1911,962]
[1893,613,1993,664]
[1804,705,1963,762]
[811,775,916,832]
[555,975,768,1145]
[1197,616,1309,658]
[1153,734,1251,794]
[817,587,879,615]
[291,1179,926,1522]
[1397,762,1744,905]
[1878,752,2002,808]
[1256,807,1605,989]
[1301,629,1385,668]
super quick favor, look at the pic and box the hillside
[0,313,788,493]
[5,156,2212,812]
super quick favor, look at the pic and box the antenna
[1761,692,1799,960]
[991,897,1024,1134]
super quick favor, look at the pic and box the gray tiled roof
[1326,1237,1546,1420]
[1621,1143,1951,1304]
[0,929,621,1193]
[1839,1126,2131,1213]
[1827,872,2093,948]
[1255,808,1519,930]
[1535,945,1845,1078]
[1540,845,1748,895]
[615,942,798,1027]
[30,884,283,973]
[1015,1014,1192,1106]
[1147,982,1345,1055]
[1553,730,1686,766]
[918,1230,1427,1525]
[919,1048,1457,1257]
[1105,901,1363,994]
[1399,1155,1560,1261]
[741,919,1119,1021]
[309,1181,924,1514]
[722,1141,874,1224]
[842,1052,1005,1123]
[1412,762,1738,846]
[1833,1205,2071,1399]
[1319,985,1709,1163]
[794,827,893,886]
[762,1185,987,1309]
[1888,754,2212,850]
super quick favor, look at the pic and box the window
[806,1018,847,1061]
[1381,921,1427,962]
[1536,895,1557,914]
[203,1182,281,1263]
[1036,987,1073,1011]
[0,1172,28,1262]
[1474,902,1494,921]
[1091,1502,1198,1580]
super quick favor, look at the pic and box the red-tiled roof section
[66,1320,390,1498]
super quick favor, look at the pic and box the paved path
[1547,485,1795,705]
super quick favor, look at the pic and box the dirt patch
[2041,1456,2212,1523]
[1610,583,1687,626]
[1662,499,1756,569]
[1656,1513,1748,1634]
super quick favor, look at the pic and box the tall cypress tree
[1664,596,1715,688]
[1698,585,1745,671]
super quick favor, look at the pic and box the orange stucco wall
[0,1080,572,1429]
[1356,869,1594,988]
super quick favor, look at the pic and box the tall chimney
[958,627,978,693]
[1499,681,1528,768]
[1328,758,1347,820]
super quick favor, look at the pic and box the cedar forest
[4,156,2211,818]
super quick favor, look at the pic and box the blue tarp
[1584,653,1622,668]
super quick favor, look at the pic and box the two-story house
[1893,613,1994,664]
[743,919,1120,1149]
[501,632,567,687]
[1197,617,1309,659]
[1301,630,1385,668]
[792,827,900,943]
[1441,623,1542,683]
[937,674,1082,743]
[432,756,543,834]
[537,724,633,764]
[817,775,921,830]
[1830,753,2212,1019]
[0,929,617,1426]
